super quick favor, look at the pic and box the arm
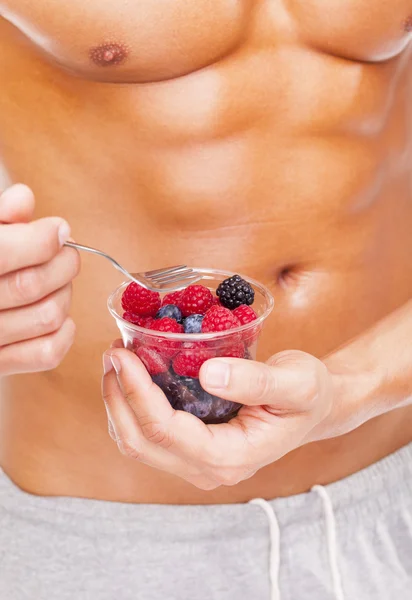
[102,299,412,490]
[321,299,412,438]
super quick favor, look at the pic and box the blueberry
[153,370,241,423]
[244,348,253,360]
[156,304,182,323]
[179,395,214,419]
[211,397,240,419]
[178,374,240,422]
[183,314,204,334]
[176,375,203,396]
[152,372,183,408]
[152,371,198,409]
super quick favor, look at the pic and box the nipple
[89,42,129,67]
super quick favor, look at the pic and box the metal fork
[64,241,202,292]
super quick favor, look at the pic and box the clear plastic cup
[108,269,274,424]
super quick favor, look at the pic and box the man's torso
[0,0,412,503]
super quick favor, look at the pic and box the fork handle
[64,241,112,260]
[64,241,134,281]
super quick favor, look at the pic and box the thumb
[0,184,35,224]
[199,350,331,411]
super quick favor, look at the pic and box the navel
[89,42,129,67]
[404,16,412,33]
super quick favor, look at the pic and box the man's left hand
[102,346,351,490]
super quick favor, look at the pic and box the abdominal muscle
[0,17,412,503]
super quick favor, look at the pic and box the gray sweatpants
[1,444,412,600]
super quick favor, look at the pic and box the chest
[0,0,411,83]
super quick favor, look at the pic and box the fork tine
[157,274,201,289]
[144,265,188,277]
[147,268,196,284]
[149,271,197,284]
[149,272,198,286]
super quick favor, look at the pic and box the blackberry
[216,275,255,310]
[183,314,204,334]
[155,304,183,323]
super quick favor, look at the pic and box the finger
[102,363,204,479]
[0,283,72,346]
[102,365,146,454]
[107,348,214,454]
[0,317,76,375]
[0,217,71,276]
[107,349,250,471]
[200,351,331,412]
[0,184,35,224]
[0,245,80,310]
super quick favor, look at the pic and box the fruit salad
[108,270,274,424]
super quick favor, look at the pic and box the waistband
[0,442,411,539]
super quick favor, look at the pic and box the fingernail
[110,355,121,374]
[204,361,230,389]
[103,354,113,375]
[107,418,116,440]
[58,221,71,247]
[103,402,117,440]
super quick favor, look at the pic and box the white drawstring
[251,488,344,600]
[312,485,345,600]
[250,498,281,600]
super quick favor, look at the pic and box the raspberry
[173,348,215,378]
[201,305,241,333]
[123,312,155,328]
[162,290,184,307]
[180,285,214,317]
[216,275,255,309]
[182,340,208,350]
[121,282,161,317]
[220,343,245,359]
[136,346,170,375]
[148,317,184,359]
[149,317,184,335]
[232,305,258,325]
[233,305,260,346]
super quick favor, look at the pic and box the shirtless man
[0,1,411,598]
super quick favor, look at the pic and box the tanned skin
[0,0,412,504]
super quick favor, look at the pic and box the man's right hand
[0,184,80,376]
